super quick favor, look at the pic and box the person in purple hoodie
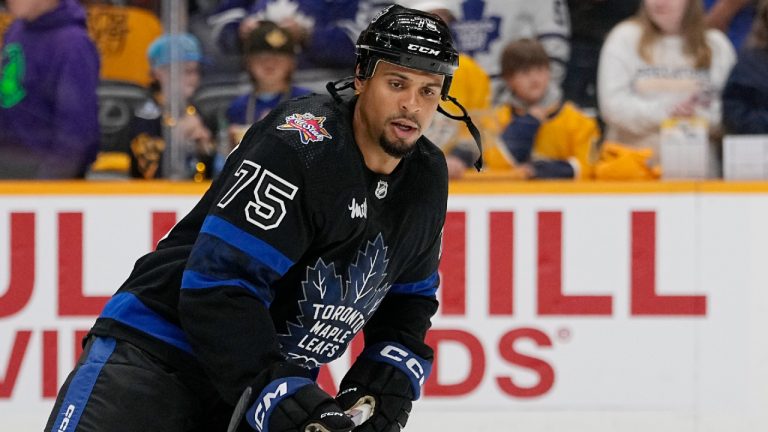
[0,0,100,179]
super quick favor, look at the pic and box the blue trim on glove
[246,377,314,432]
[361,342,432,400]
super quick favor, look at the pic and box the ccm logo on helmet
[407,43,440,56]
[380,345,427,386]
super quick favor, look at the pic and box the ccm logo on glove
[363,342,432,399]
[380,345,426,386]
[246,377,313,431]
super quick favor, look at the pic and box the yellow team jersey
[485,102,599,179]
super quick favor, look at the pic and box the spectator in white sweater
[598,0,736,160]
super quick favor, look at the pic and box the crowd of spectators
[0,0,765,180]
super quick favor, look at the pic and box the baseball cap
[244,21,297,56]
[148,33,204,68]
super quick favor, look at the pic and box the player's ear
[354,65,366,93]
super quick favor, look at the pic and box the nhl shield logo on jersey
[277,112,332,145]
[375,180,388,199]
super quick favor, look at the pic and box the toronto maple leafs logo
[277,113,333,145]
[278,234,391,368]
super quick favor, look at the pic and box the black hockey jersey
[90,93,448,404]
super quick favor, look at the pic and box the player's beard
[378,116,420,158]
[379,135,416,158]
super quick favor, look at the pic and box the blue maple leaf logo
[278,234,391,368]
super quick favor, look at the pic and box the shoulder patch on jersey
[276,112,332,145]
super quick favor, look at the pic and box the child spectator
[226,21,311,147]
[598,0,736,161]
[127,33,216,180]
[0,0,99,179]
[489,39,599,179]
[722,0,768,133]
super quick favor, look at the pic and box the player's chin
[379,134,418,159]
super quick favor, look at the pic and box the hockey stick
[226,386,253,432]
[346,397,374,426]
[305,396,375,432]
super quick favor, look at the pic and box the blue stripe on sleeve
[50,337,116,432]
[200,215,294,275]
[182,269,273,306]
[390,272,439,297]
[100,293,194,354]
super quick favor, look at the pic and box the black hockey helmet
[355,4,459,99]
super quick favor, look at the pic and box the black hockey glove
[228,364,355,432]
[336,343,432,432]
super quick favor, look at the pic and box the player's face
[356,61,443,158]
[504,66,551,106]
[644,0,688,34]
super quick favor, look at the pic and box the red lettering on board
[496,328,554,398]
[0,213,35,318]
[152,212,177,250]
[316,364,337,396]
[424,329,485,396]
[439,212,466,315]
[537,211,612,315]
[43,330,58,397]
[0,330,31,398]
[489,211,514,315]
[631,211,706,315]
[58,213,110,316]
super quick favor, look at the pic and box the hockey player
[45,5,480,432]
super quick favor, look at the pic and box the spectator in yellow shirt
[490,38,599,179]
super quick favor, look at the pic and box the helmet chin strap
[326,76,355,103]
[438,95,483,172]
[325,78,483,172]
